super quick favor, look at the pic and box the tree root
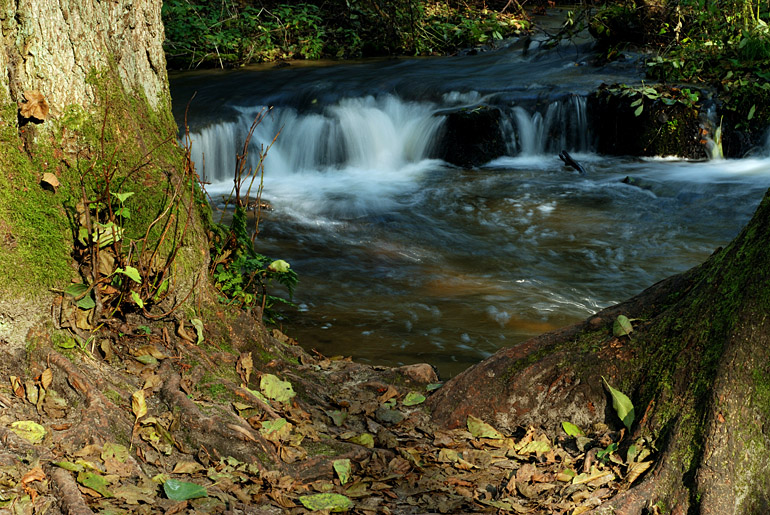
[49,467,95,515]
[158,360,279,469]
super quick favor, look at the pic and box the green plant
[204,110,298,323]
[60,105,200,344]
[607,83,700,117]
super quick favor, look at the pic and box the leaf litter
[0,318,657,514]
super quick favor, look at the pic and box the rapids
[170,38,770,377]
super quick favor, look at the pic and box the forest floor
[0,296,656,514]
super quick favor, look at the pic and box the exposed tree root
[158,359,279,468]
[50,467,95,515]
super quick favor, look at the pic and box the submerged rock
[434,105,507,168]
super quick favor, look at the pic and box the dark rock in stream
[433,105,507,168]
[588,83,709,159]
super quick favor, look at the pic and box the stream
[170,34,770,378]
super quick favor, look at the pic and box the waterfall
[185,93,594,210]
[187,94,446,217]
[189,95,445,186]
[506,95,591,156]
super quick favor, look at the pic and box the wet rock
[396,363,439,384]
[588,84,708,159]
[434,105,507,167]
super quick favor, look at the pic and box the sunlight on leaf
[260,374,295,403]
[333,459,351,485]
[561,421,584,437]
[163,479,208,501]
[131,390,147,420]
[10,421,46,444]
[190,318,204,345]
[403,392,426,406]
[299,492,353,512]
[467,415,504,440]
[117,266,142,284]
[602,376,635,430]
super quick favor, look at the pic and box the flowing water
[170,37,770,378]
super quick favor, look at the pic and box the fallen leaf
[20,467,45,486]
[403,391,426,406]
[131,390,147,419]
[299,493,353,512]
[190,318,204,344]
[77,471,113,498]
[40,368,53,390]
[562,421,584,437]
[260,374,295,403]
[333,459,351,485]
[173,461,205,474]
[114,484,157,505]
[237,353,253,384]
[163,479,208,501]
[467,415,504,440]
[10,421,46,443]
[613,315,633,337]
[347,433,374,448]
[602,377,635,430]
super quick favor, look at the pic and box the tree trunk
[429,190,770,513]
[0,0,204,348]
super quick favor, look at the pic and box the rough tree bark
[429,189,770,513]
[0,0,200,347]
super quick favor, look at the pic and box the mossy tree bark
[0,0,207,347]
[429,190,770,513]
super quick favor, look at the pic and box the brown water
[171,39,770,378]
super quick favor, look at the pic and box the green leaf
[299,493,354,512]
[117,266,142,284]
[162,479,208,501]
[64,283,95,310]
[602,376,635,430]
[597,442,618,463]
[426,383,443,392]
[260,374,295,403]
[101,442,129,463]
[77,471,114,498]
[467,415,504,439]
[52,460,84,472]
[748,104,756,120]
[630,98,643,107]
[10,421,46,444]
[613,315,634,337]
[111,191,135,203]
[259,417,291,439]
[57,338,77,349]
[333,459,351,485]
[634,104,644,117]
[190,318,204,345]
[348,433,374,448]
[131,291,144,309]
[268,259,291,273]
[403,392,426,406]
[115,207,130,219]
[561,421,585,437]
[517,440,552,455]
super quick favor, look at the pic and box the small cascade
[505,95,591,156]
[702,104,724,160]
[189,95,444,187]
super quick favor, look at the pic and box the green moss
[104,389,123,405]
